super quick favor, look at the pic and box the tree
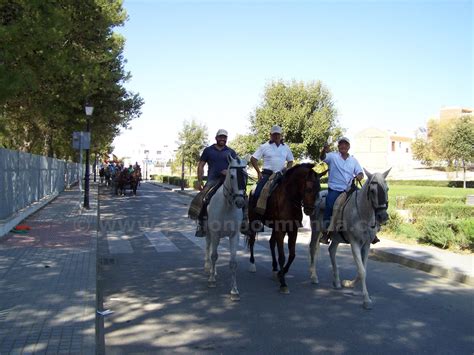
[444,116,473,188]
[176,120,208,177]
[228,134,259,158]
[250,80,341,160]
[0,0,143,159]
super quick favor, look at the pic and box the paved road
[97,182,473,354]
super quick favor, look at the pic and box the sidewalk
[0,183,98,354]
[151,181,474,287]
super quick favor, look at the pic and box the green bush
[418,217,456,249]
[410,202,474,220]
[384,209,404,233]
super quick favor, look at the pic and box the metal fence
[0,148,81,220]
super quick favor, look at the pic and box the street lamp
[144,150,149,180]
[84,104,94,209]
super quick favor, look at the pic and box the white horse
[309,168,391,309]
[204,156,247,301]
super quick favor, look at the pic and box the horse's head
[363,168,391,224]
[285,164,321,215]
[224,156,248,209]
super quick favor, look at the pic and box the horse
[308,168,391,309]
[247,163,321,293]
[115,169,130,196]
[204,156,247,301]
[130,168,141,195]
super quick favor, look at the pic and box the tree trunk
[462,159,466,189]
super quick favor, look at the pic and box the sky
[112,0,473,157]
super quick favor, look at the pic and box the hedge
[387,179,474,188]
[395,195,465,208]
[409,203,474,220]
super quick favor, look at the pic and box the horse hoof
[279,286,290,294]
[248,264,256,273]
[208,281,216,288]
[332,281,342,289]
[311,276,319,285]
[363,300,373,310]
[230,293,240,301]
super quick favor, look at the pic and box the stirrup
[320,231,330,244]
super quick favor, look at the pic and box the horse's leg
[275,232,289,294]
[269,230,278,279]
[229,234,240,301]
[283,229,297,274]
[248,232,256,273]
[348,241,372,309]
[204,234,211,273]
[309,221,322,284]
[328,238,342,289]
[208,236,219,288]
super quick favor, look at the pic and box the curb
[0,192,60,240]
[370,248,474,287]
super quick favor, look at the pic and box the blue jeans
[323,188,344,230]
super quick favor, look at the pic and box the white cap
[270,125,282,134]
[338,136,350,144]
[216,129,228,137]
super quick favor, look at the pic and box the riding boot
[372,235,381,244]
[320,231,331,244]
[195,220,205,238]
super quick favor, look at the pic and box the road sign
[72,131,91,150]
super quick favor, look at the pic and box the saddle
[188,181,223,221]
[254,172,283,215]
[327,183,360,233]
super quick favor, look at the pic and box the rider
[250,125,294,205]
[319,136,381,244]
[195,129,237,237]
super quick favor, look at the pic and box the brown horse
[130,168,141,195]
[247,163,321,293]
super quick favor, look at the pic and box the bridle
[366,175,389,213]
[223,165,247,205]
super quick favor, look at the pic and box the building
[439,107,472,121]
[351,128,419,175]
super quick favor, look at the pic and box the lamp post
[84,104,94,209]
[144,150,149,180]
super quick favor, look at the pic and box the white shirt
[252,142,294,172]
[324,152,363,191]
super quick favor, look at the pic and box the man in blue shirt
[320,136,363,244]
[194,129,237,237]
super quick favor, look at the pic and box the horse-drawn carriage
[113,168,141,196]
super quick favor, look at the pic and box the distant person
[250,125,294,203]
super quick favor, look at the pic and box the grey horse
[309,168,391,309]
[204,156,247,301]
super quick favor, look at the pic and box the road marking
[144,231,180,253]
[107,231,134,254]
[181,231,268,253]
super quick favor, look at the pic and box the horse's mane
[283,163,315,179]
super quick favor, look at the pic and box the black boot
[320,231,330,244]
[195,221,205,238]
[372,235,380,244]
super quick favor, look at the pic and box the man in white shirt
[320,136,365,244]
[250,125,294,202]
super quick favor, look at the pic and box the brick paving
[0,184,97,354]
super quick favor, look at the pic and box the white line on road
[144,231,180,253]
